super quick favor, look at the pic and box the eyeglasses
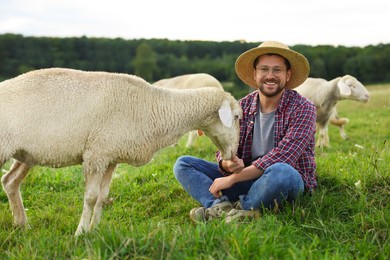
[255,66,286,76]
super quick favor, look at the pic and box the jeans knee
[268,162,294,172]
[266,162,303,189]
[173,156,189,178]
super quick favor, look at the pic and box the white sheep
[153,73,224,148]
[0,68,242,236]
[295,74,370,147]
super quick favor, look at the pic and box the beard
[258,81,286,97]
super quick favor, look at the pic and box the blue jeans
[173,156,304,210]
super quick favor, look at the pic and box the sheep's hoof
[104,197,114,205]
[316,144,331,148]
[13,223,31,232]
[74,229,85,237]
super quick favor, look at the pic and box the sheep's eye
[234,115,240,120]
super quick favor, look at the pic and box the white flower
[355,180,362,189]
[354,144,364,149]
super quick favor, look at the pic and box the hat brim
[235,46,310,89]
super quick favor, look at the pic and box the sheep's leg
[338,124,348,140]
[323,126,330,147]
[330,116,350,140]
[185,131,198,148]
[315,123,323,147]
[1,160,31,227]
[316,123,330,148]
[75,163,105,236]
[89,164,116,231]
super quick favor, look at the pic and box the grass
[1,84,389,259]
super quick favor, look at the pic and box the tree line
[1,33,389,98]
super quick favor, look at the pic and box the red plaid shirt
[217,89,317,192]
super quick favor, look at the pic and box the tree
[132,42,157,82]
[310,57,327,78]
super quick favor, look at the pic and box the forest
[1,33,389,98]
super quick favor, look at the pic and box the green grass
[1,84,389,259]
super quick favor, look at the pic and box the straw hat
[235,41,310,89]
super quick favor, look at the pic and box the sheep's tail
[330,116,349,126]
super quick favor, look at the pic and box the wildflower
[355,180,362,190]
[354,144,364,149]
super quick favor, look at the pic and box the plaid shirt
[217,89,317,192]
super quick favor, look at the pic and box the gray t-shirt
[251,105,275,161]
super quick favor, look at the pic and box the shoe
[205,201,233,219]
[225,209,260,223]
[189,207,207,223]
[225,203,260,223]
[232,201,243,210]
[189,201,233,223]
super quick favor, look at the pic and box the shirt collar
[249,91,259,116]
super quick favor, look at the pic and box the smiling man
[174,41,317,223]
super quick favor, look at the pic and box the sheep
[153,73,224,148]
[0,68,242,236]
[295,74,370,147]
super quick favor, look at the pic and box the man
[174,41,317,223]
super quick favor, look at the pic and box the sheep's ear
[337,80,351,96]
[218,99,233,128]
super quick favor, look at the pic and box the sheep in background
[295,75,370,147]
[153,73,224,148]
[0,68,242,236]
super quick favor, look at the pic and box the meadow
[0,84,389,259]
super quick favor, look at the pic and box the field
[1,84,389,259]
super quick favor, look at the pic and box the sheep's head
[202,94,242,160]
[338,75,370,103]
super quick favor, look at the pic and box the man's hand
[209,175,234,198]
[210,155,244,197]
[223,155,244,174]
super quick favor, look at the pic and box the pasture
[0,84,389,259]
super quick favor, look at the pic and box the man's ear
[286,69,292,82]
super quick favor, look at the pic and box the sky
[0,0,389,47]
